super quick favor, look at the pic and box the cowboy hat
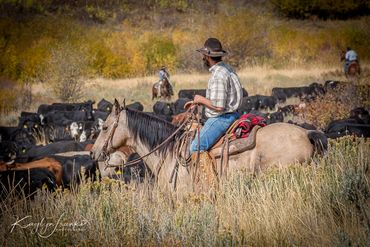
[196,38,228,57]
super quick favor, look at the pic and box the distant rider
[344,47,358,74]
[157,66,171,97]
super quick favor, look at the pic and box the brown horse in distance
[152,78,174,101]
[340,50,361,79]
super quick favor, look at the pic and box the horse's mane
[125,108,183,156]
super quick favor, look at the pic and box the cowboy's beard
[203,56,210,69]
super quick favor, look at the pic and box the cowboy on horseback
[186,38,243,153]
[342,47,360,76]
[152,66,173,100]
[159,65,170,82]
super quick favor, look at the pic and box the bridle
[99,109,121,167]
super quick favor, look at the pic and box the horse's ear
[113,99,121,115]
[122,98,126,110]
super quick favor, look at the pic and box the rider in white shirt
[156,66,172,97]
[344,47,358,74]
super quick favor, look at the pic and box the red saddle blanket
[233,113,267,139]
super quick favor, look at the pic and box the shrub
[298,83,370,129]
[271,0,370,19]
[139,32,177,75]
[44,42,88,102]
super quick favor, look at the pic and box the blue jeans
[190,112,240,153]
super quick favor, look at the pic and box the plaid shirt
[205,61,243,118]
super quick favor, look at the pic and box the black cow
[73,120,104,141]
[299,83,326,101]
[178,89,206,100]
[272,83,325,103]
[126,102,144,111]
[43,123,74,143]
[16,140,94,162]
[18,112,43,141]
[178,88,248,100]
[237,96,260,113]
[278,105,296,116]
[153,101,173,116]
[271,87,302,103]
[112,153,154,184]
[0,126,18,142]
[350,107,369,124]
[0,168,57,199]
[325,118,370,139]
[171,98,191,115]
[89,118,105,139]
[324,80,341,91]
[0,141,18,162]
[256,95,277,110]
[38,100,94,116]
[51,155,97,188]
[44,110,93,125]
[0,127,36,148]
[19,112,42,125]
[93,110,109,121]
[97,99,113,113]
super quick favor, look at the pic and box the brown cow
[0,158,63,186]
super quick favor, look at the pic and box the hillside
[0,0,369,112]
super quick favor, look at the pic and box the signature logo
[10,213,89,238]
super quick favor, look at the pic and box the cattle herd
[0,80,369,199]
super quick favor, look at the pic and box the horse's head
[91,99,130,162]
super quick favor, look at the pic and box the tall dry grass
[0,137,369,246]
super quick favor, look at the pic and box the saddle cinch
[207,119,262,158]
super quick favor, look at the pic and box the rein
[103,107,197,170]
[99,109,121,167]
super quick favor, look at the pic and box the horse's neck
[131,137,192,192]
[132,138,173,180]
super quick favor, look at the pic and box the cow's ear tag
[42,183,48,190]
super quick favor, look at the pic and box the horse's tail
[307,130,328,155]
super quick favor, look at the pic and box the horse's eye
[102,125,108,131]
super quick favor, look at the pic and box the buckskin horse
[91,100,327,195]
[152,78,173,101]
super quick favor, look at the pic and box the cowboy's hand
[184,101,195,110]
